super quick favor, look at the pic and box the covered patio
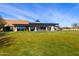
[3,20,59,32]
[28,23,59,31]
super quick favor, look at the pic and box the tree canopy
[72,23,79,27]
[35,20,40,22]
[0,16,6,29]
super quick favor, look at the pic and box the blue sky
[0,3,79,27]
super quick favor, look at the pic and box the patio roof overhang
[29,22,59,27]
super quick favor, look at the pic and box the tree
[0,16,6,30]
[72,23,78,27]
[35,20,40,22]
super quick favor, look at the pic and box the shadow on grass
[0,32,14,47]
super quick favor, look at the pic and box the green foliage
[0,16,6,29]
[72,23,78,27]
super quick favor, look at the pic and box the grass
[0,31,79,56]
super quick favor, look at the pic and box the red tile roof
[5,19,30,26]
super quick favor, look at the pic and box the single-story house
[62,26,79,31]
[3,19,60,32]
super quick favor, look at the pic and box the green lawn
[0,31,79,56]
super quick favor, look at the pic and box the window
[17,26,26,31]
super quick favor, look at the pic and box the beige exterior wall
[62,29,79,31]
[13,26,17,32]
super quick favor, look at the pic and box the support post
[29,27,31,31]
[46,27,48,31]
[51,26,55,31]
[35,27,37,31]
[13,26,17,32]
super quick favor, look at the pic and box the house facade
[3,20,60,32]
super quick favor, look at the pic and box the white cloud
[0,4,40,21]
[0,3,78,27]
